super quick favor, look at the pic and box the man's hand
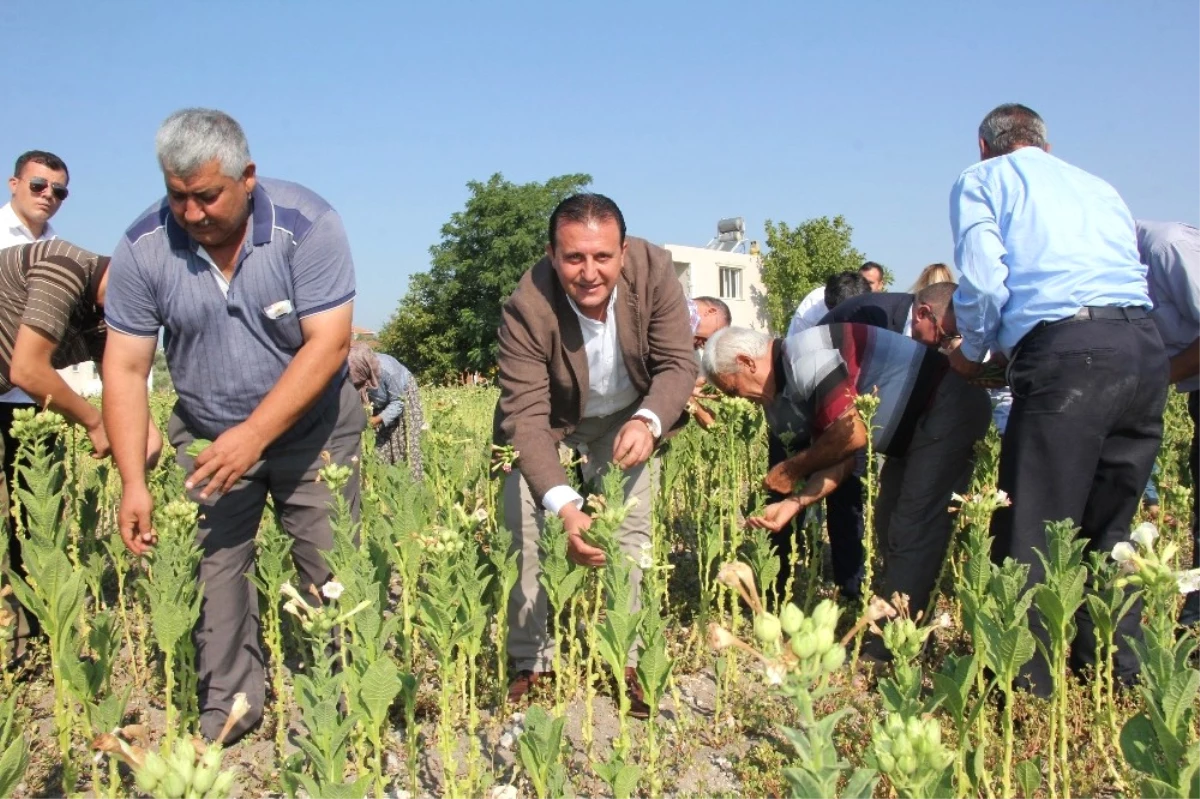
[689,401,716,429]
[86,419,112,460]
[947,345,983,379]
[561,504,605,567]
[612,419,655,470]
[745,498,803,533]
[368,415,383,429]
[187,422,268,500]
[764,459,803,495]
[119,483,157,556]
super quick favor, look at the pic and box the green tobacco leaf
[355,657,402,727]
[0,734,29,799]
[635,633,672,704]
[186,439,212,457]
[1162,668,1200,733]
[1121,713,1164,778]
[842,767,880,799]
[1015,758,1042,798]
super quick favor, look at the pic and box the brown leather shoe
[624,667,651,720]
[507,670,555,704]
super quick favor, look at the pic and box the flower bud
[790,632,817,660]
[161,770,187,798]
[143,751,169,782]
[754,613,782,645]
[207,770,236,799]
[813,627,835,655]
[892,734,913,759]
[811,599,839,631]
[192,764,219,795]
[135,767,160,793]
[898,754,918,775]
[779,603,804,635]
[876,751,896,774]
[821,644,846,673]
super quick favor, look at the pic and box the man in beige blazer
[494,193,696,713]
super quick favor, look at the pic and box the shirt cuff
[542,485,584,515]
[633,409,662,438]
[957,337,985,363]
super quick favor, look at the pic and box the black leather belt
[1039,305,1148,329]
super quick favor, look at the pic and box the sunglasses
[27,177,69,201]
[926,308,962,348]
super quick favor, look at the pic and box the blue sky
[4,0,1196,331]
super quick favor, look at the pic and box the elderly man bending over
[703,324,989,629]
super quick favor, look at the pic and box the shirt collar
[566,285,618,325]
[164,181,275,252]
[0,202,55,242]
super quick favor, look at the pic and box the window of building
[719,266,742,300]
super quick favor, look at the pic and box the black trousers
[1181,390,1199,626]
[767,433,865,603]
[991,315,1168,696]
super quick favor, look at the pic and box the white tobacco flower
[640,540,653,552]
[950,492,968,503]
[321,581,345,601]
[489,785,518,799]
[995,489,1010,505]
[936,612,953,629]
[639,554,654,570]
[498,732,514,749]
[1176,569,1200,595]
[281,600,302,618]
[473,508,489,523]
[1130,522,1158,550]
[1111,541,1137,564]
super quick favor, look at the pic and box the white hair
[156,108,252,179]
[702,326,772,380]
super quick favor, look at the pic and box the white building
[58,362,153,397]
[664,217,769,330]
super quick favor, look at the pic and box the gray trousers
[504,404,655,672]
[169,377,364,741]
[875,370,992,618]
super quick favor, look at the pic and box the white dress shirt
[542,286,662,514]
[0,201,57,404]
[786,285,830,337]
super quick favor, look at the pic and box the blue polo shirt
[106,178,356,440]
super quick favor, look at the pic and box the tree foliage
[378,172,592,382]
[759,215,866,333]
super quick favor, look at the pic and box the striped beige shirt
[0,240,108,393]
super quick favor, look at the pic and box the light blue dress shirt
[1138,220,1200,393]
[366,353,414,427]
[950,147,1151,360]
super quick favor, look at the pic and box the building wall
[663,244,770,330]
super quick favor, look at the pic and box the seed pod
[790,631,817,660]
[813,627,834,654]
[876,750,896,774]
[811,599,839,631]
[143,751,169,782]
[779,603,804,635]
[892,734,913,759]
[821,644,846,673]
[192,764,218,796]
[206,771,236,799]
[161,770,188,798]
[898,754,918,775]
[753,613,782,645]
[134,767,160,794]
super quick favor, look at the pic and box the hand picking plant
[142,499,205,749]
[710,561,879,799]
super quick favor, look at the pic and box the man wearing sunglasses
[1,150,69,249]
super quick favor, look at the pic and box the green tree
[759,215,866,333]
[378,172,592,382]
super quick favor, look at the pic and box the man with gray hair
[944,103,1166,695]
[706,323,989,634]
[102,108,363,742]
